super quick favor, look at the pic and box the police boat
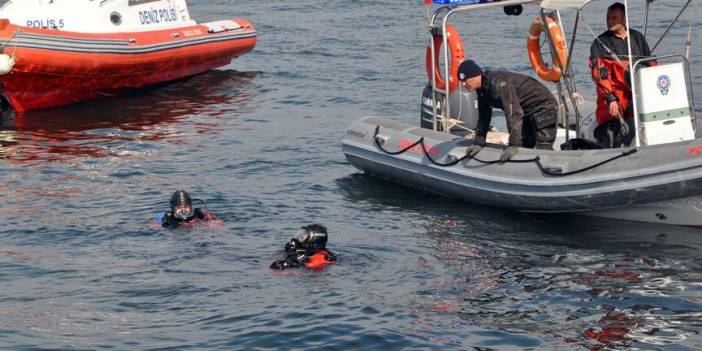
[343,0,702,227]
[0,0,256,112]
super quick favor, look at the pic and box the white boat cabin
[0,0,197,33]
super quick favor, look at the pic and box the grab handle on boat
[374,134,389,146]
[541,165,563,174]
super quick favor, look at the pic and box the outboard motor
[577,113,598,143]
[420,82,479,135]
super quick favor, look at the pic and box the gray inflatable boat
[344,116,702,211]
[343,0,702,226]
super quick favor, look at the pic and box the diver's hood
[295,224,328,251]
[170,190,194,220]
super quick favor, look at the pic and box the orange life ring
[527,17,568,82]
[425,24,465,92]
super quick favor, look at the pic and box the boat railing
[428,0,538,133]
[537,7,582,136]
[428,0,570,135]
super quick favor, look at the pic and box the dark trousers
[522,104,558,150]
[594,117,635,148]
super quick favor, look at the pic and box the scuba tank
[420,81,480,135]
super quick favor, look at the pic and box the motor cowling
[577,113,598,142]
[420,81,479,135]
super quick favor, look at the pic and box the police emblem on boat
[656,75,671,95]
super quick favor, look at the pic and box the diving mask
[173,204,194,220]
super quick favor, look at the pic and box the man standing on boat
[457,60,558,162]
[590,2,652,148]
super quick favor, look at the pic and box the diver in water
[160,190,217,228]
[270,224,337,270]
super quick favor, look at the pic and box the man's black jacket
[476,70,557,146]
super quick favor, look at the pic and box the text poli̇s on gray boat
[343,0,702,227]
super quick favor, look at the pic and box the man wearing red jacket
[590,2,652,148]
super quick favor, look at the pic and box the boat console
[634,57,696,145]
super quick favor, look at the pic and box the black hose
[535,148,637,176]
[372,125,638,177]
[419,141,470,167]
[373,125,470,166]
[373,125,424,155]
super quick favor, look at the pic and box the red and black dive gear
[589,28,652,125]
[270,224,337,270]
[161,190,217,228]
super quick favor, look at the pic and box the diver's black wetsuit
[270,224,337,270]
[269,247,337,270]
[161,208,208,229]
[475,70,558,149]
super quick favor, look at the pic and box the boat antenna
[684,9,693,61]
[643,0,652,37]
[424,0,432,25]
[650,0,693,54]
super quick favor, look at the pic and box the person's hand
[284,239,300,255]
[466,135,486,158]
[270,260,290,270]
[499,146,519,163]
[465,145,483,158]
[609,101,623,118]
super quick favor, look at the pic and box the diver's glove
[270,259,290,270]
[161,212,179,229]
[499,146,519,163]
[284,239,302,255]
[322,250,337,263]
[466,135,486,158]
[193,208,206,220]
[270,257,303,270]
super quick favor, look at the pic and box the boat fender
[0,54,15,75]
[425,24,465,92]
[527,17,568,82]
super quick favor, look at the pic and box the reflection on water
[338,173,702,349]
[0,70,257,163]
[1,0,701,349]
[425,218,702,349]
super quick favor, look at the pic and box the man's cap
[457,60,483,81]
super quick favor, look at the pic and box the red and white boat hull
[0,18,256,111]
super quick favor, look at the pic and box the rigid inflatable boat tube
[372,125,638,176]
